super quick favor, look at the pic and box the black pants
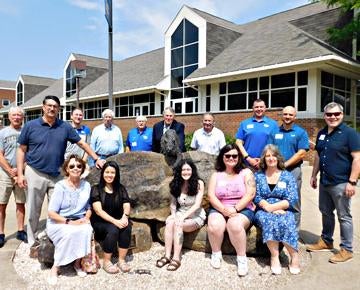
[92,221,132,254]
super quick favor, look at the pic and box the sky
[0,0,310,82]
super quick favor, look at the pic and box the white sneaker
[237,256,248,276]
[210,253,222,269]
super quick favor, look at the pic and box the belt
[98,153,115,159]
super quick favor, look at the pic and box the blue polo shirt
[268,124,309,163]
[126,126,153,151]
[235,116,278,158]
[316,122,360,186]
[18,117,81,176]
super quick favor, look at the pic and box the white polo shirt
[190,127,226,155]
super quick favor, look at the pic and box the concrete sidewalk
[0,165,359,289]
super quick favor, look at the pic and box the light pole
[105,0,113,111]
[70,60,86,108]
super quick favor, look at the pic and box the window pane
[171,88,183,99]
[143,106,149,116]
[174,102,182,114]
[219,83,226,94]
[171,68,183,88]
[185,44,198,65]
[185,19,198,44]
[134,93,149,104]
[321,71,333,87]
[248,92,258,109]
[321,87,333,111]
[271,73,295,88]
[249,78,257,91]
[150,93,155,102]
[184,65,197,78]
[334,90,345,109]
[228,93,246,110]
[334,75,345,90]
[298,71,308,86]
[120,97,128,105]
[220,95,225,111]
[206,84,211,96]
[298,88,307,111]
[228,80,247,93]
[171,21,183,48]
[206,96,211,112]
[185,101,193,113]
[185,87,198,98]
[259,91,269,106]
[271,88,295,107]
[171,47,183,68]
[260,77,269,90]
[150,103,154,115]
[345,92,350,115]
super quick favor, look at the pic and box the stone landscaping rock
[37,236,54,267]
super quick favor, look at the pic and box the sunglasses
[325,112,342,117]
[69,164,82,169]
[224,154,239,159]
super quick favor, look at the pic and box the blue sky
[0,0,309,81]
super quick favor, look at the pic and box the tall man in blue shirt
[125,115,153,152]
[235,99,277,169]
[17,95,105,247]
[268,106,309,230]
[306,102,360,263]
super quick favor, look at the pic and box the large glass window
[17,82,23,106]
[219,71,308,111]
[320,71,352,114]
[170,18,199,113]
[65,64,76,98]
[114,93,155,117]
[25,109,42,122]
[83,99,109,120]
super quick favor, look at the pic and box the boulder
[129,221,153,254]
[37,235,55,267]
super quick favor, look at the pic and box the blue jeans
[319,183,353,252]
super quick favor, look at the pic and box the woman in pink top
[207,143,255,277]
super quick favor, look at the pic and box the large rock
[37,236,55,267]
[87,152,173,221]
[156,223,267,256]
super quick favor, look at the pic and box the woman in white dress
[46,154,93,285]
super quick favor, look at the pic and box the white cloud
[67,0,101,11]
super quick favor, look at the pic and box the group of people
[0,94,358,281]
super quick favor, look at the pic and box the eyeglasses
[325,112,342,117]
[224,154,239,159]
[69,164,82,169]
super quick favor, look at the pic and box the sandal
[117,261,131,273]
[156,256,171,268]
[166,259,181,271]
[103,262,119,274]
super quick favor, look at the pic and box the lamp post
[70,60,86,108]
[105,0,113,110]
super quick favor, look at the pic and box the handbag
[81,232,101,274]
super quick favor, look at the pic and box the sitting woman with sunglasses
[207,143,256,277]
[47,154,93,285]
[90,161,132,274]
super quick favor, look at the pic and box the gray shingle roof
[68,48,164,100]
[0,80,16,89]
[20,75,57,86]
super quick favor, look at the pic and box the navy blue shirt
[315,123,360,186]
[18,117,81,176]
[268,124,309,165]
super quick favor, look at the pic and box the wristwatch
[348,179,357,186]
[65,219,70,224]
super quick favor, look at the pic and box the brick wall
[82,109,324,165]
[0,89,15,108]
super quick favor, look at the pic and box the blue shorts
[208,207,254,223]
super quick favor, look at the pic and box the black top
[268,183,276,191]
[90,184,130,223]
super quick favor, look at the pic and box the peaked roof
[20,75,57,86]
[68,48,165,100]
[71,53,108,69]
[0,80,16,89]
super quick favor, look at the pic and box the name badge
[247,124,254,129]
[264,124,270,128]
[131,142,137,146]
[143,136,148,140]
[218,180,227,187]
[275,134,283,139]
[319,134,326,141]
[278,181,286,189]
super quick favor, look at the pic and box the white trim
[184,55,360,83]
[0,87,15,90]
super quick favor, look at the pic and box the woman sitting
[156,159,206,271]
[90,161,131,274]
[47,154,93,285]
[254,144,300,275]
[207,144,255,276]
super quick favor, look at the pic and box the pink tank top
[215,168,254,210]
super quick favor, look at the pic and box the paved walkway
[0,165,359,289]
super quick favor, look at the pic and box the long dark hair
[169,159,200,199]
[215,143,246,174]
[98,161,121,193]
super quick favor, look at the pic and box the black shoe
[16,230,28,243]
[0,234,5,248]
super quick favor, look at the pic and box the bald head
[282,106,296,128]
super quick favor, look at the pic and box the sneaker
[16,230,28,243]
[0,234,5,248]
[210,253,222,269]
[329,248,353,264]
[237,256,248,276]
[306,237,334,252]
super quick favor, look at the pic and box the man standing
[0,107,27,247]
[64,107,91,161]
[190,113,226,155]
[17,95,105,246]
[235,99,277,169]
[306,102,360,263]
[125,115,153,152]
[268,106,309,230]
[90,109,124,166]
[152,107,185,153]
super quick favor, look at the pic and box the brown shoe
[306,237,334,252]
[329,248,353,263]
